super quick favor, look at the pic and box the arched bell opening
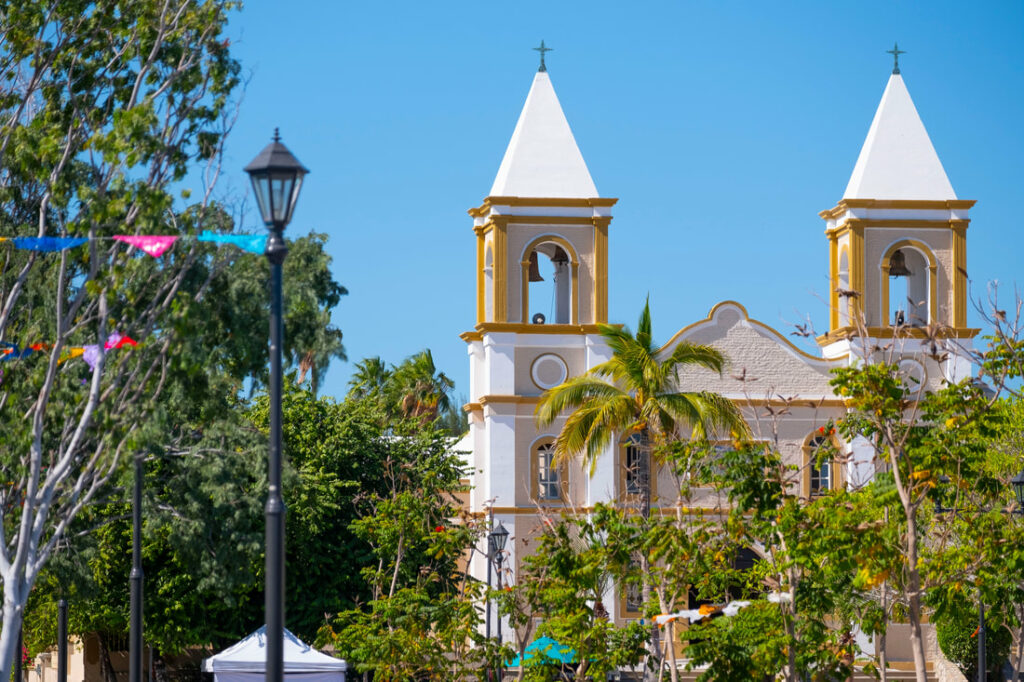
[883,245,931,327]
[522,239,574,325]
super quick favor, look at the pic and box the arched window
[523,238,574,325]
[803,432,839,497]
[483,245,493,322]
[838,247,850,327]
[531,439,567,502]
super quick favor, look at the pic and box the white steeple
[843,73,956,200]
[489,71,598,198]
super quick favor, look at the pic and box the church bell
[551,246,569,265]
[889,249,912,277]
[528,251,544,282]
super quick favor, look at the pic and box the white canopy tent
[202,626,347,682]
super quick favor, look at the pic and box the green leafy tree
[22,229,349,673]
[0,1,243,677]
[535,299,747,676]
[509,511,646,682]
[317,411,487,680]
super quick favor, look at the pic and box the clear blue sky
[218,1,1024,402]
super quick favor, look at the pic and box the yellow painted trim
[476,232,486,324]
[658,301,843,364]
[879,240,939,326]
[473,322,605,335]
[505,215,606,226]
[802,431,843,499]
[850,225,865,322]
[829,218,970,232]
[836,243,852,331]
[571,260,580,325]
[952,224,968,327]
[828,235,838,330]
[479,395,541,405]
[484,505,728,516]
[463,402,482,413]
[520,260,529,324]
[819,198,976,220]
[494,222,507,322]
[595,221,608,323]
[469,196,618,216]
[739,397,849,408]
[469,394,848,410]
[460,330,483,342]
[815,326,981,344]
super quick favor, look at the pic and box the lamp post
[56,600,67,682]
[488,521,509,681]
[245,129,308,682]
[129,452,144,682]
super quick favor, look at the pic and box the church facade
[460,57,979,634]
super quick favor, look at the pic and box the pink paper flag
[113,235,177,257]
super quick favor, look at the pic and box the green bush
[936,612,1011,681]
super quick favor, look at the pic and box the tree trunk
[903,510,929,682]
[97,634,118,682]
[665,622,679,682]
[153,651,170,682]
[0,591,25,682]
[879,594,888,682]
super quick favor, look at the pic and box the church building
[460,50,978,633]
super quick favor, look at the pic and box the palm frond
[535,375,627,426]
[661,341,726,378]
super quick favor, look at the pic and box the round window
[531,354,568,390]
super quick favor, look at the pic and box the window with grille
[807,435,832,496]
[624,433,644,495]
[537,442,560,500]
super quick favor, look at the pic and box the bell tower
[817,55,977,382]
[463,56,618,605]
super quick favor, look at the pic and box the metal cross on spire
[887,42,906,75]
[533,40,552,72]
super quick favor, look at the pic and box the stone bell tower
[817,50,977,383]
[462,52,619,608]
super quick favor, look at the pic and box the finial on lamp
[887,42,906,75]
[533,40,552,73]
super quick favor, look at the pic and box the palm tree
[347,356,392,399]
[535,299,748,680]
[536,298,748,515]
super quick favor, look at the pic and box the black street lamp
[1011,470,1024,511]
[57,600,67,682]
[245,129,308,682]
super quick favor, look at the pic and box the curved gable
[661,301,845,399]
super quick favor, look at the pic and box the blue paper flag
[12,237,88,252]
[197,231,266,254]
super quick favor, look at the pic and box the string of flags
[2,333,138,370]
[0,231,266,256]
[653,592,792,626]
